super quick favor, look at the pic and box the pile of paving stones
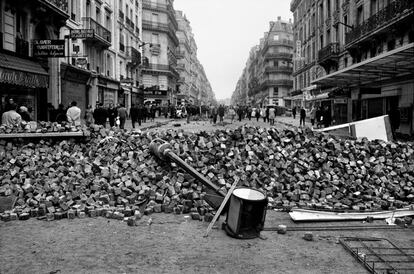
[0,121,82,134]
[0,125,413,222]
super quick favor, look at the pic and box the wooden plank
[289,207,414,222]
[204,176,240,238]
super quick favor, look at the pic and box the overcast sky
[174,0,293,100]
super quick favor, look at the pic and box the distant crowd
[2,97,334,130]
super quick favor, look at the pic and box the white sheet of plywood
[315,115,392,142]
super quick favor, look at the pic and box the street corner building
[231,17,294,108]
[290,0,414,134]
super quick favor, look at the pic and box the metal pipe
[150,139,226,209]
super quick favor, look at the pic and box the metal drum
[224,187,268,239]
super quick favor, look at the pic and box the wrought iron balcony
[318,43,340,62]
[82,17,111,47]
[38,0,69,17]
[263,39,294,52]
[264,52,293,60]
[264,66,293,74]
[126,47,141,67]
[318,42,340,71]
[142,20,179,46]
[262,79,293,88]
[141,63,179,78]
[345,0,414,47]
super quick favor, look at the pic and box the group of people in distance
[292,105,332,128]
[1,98,81,128]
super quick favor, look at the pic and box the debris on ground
[0,125,413,222]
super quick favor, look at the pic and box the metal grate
[340,237,414,274]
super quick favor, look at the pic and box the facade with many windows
[231,17,294,107]
[175,10,214,106]
[291,0,414,132]
[140,0,179,105]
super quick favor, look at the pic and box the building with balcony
[231,17,294,107]
[141,0,179,105]
[115,0,142,109]
[174,10,215,106]
[0,0,69,120]
[292,0,414,134]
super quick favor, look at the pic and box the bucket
[224,187,267,239]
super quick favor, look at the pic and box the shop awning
[311,43,414,87]
[0,53,49,88]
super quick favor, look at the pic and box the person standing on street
[228,106,236,123]
[300,106,306,127]
[218,104,225,124]
[268,106,276,126]
[292,106,297,119]
[255,107,261,122]
[310,105,317,127]
[93,103,107,127]
[117,104,128,129]
[107,103,117,128]
[322,106,331,128]
[237,105,243,122]
[261,107,266,123]
[1,103,21,127]
[130,103,138,129]
[66,101,82,126]
[84,105,94,126]
[19,106,32,122]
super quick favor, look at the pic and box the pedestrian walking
[322,106,331,128]
[292,106,297,119]
[255,107,261,121]
[228,106,236,123]
[310,105,317,127]
[117,104,128,129]
[66,101,82,126]
[265,107,269,123]
[218,104,225,124]
[300,106,306,127]
[247,106,252,121]
[211,105,218,124]
[130,103,139,128]
[237,105,243,122]
[84,105,94,126]
[107,103,117,128]
[93,103,107,127]
[261,107,266,122]
[268,106,276,126]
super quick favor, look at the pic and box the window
[96,7,101,23]
[273,35,279,41]
[357,5,364,25]
[370,0,377,16]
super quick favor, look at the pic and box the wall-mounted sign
[70,29,94,39]
[0,67,49,88]
[334,98,348,104]
[296,40,301,58]
[33,40,65,57]
[74,57,88,69]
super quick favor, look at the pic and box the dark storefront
[0,53,49,121]
[60,63,91,115]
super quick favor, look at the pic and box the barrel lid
[233,188,265,201]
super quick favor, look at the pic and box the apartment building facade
[232,17,294,107]
[0,0,69,120]
[175,10,215,106]
[291,0,414,132]
[140,0,179,105]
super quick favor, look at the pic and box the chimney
[277,16,281,21]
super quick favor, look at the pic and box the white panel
[158,75,168,90]
[142,74,153,87]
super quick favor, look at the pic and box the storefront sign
[0,67,48,88]
[296,40,302,58]
[70,29,94,39]
[334,98,348,104]
[33,40,65,57]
